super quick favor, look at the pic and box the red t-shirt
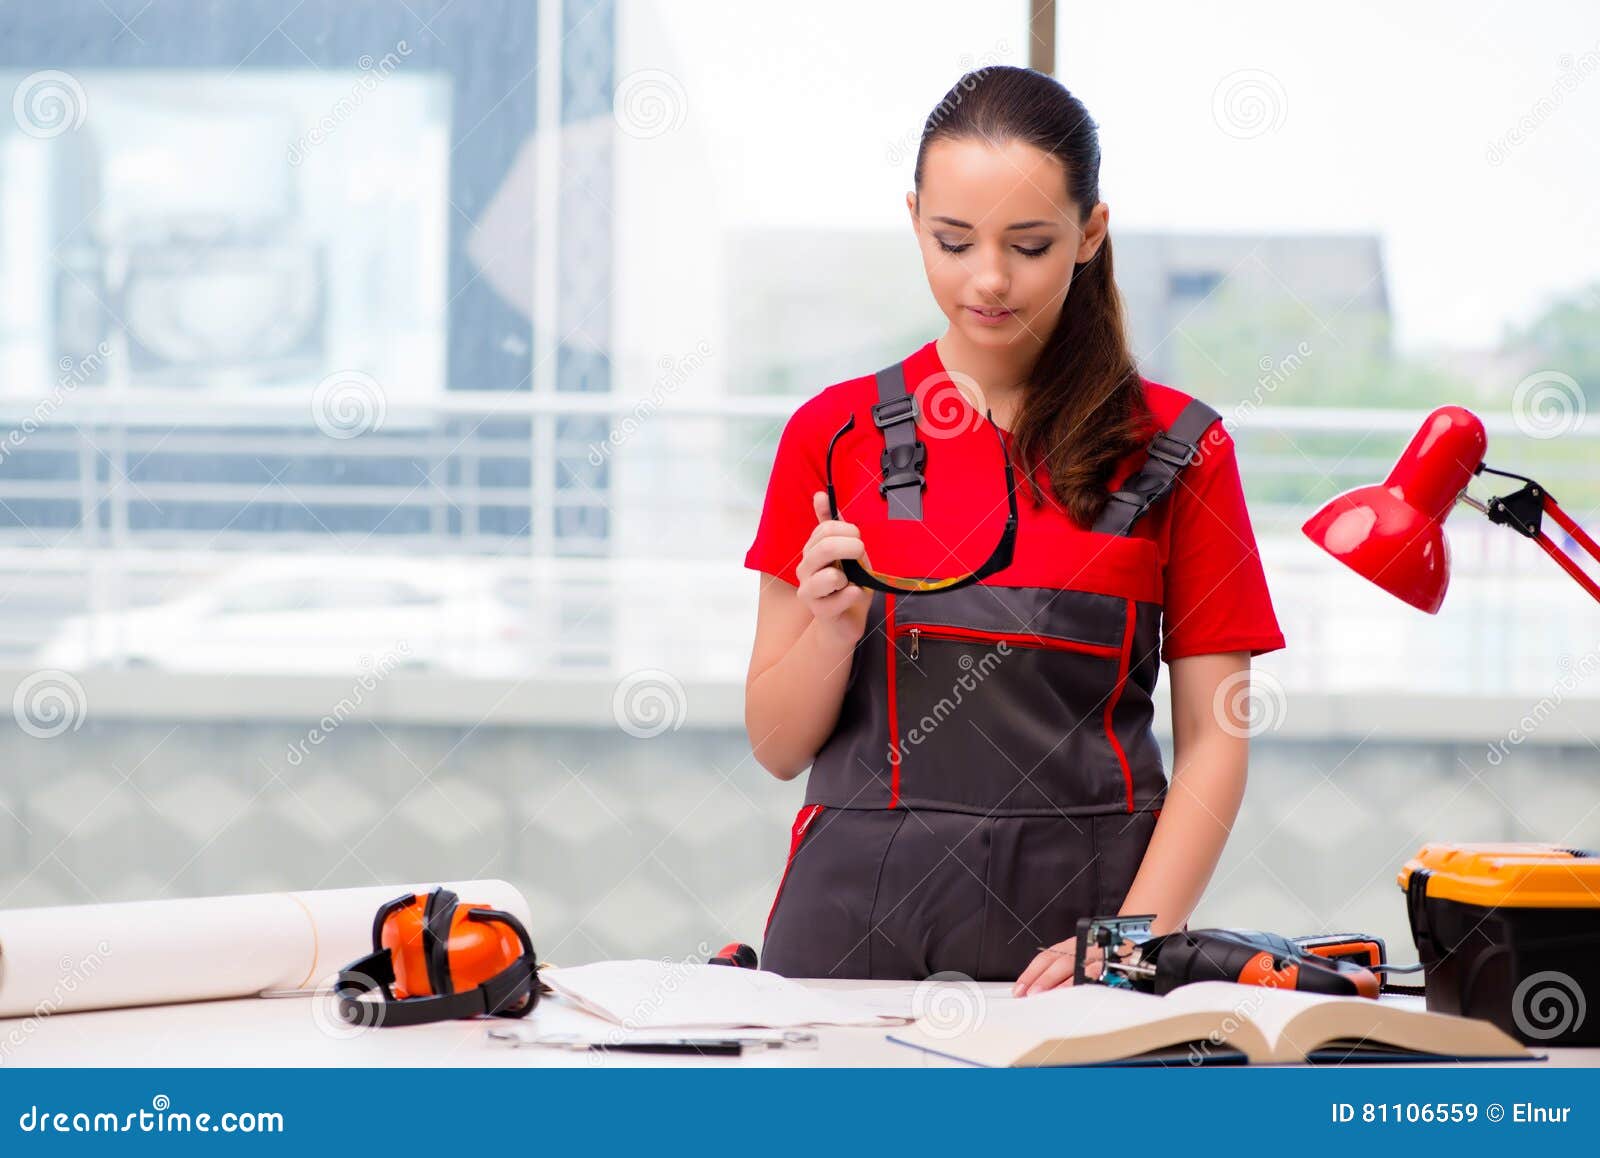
[744,339,1286,662]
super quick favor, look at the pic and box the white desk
[4,981,1598,1067]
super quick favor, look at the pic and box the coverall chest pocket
[887,534,1158,815]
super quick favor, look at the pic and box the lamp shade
[1301,406,1487,614]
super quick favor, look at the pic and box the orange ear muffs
[334,886,539,1028]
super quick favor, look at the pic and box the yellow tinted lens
[863,565,972,593]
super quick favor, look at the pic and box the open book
[889,980,1536,1066]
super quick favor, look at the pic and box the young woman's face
[907,136,1109,354]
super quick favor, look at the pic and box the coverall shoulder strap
[1091,396,1223,536]
[871,359,926,521]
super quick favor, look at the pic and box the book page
[1160,980,1530,1062]
[890,983,1236,1066]
[1161,981,1366,1059]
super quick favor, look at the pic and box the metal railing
[0,393,1595,699]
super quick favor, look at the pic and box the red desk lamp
[1302,405,1600,611]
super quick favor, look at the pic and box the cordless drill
[1073,915,1381,998]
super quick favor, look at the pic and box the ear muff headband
[421,886,459,997]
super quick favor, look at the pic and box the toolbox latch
[1405,869,1435,955]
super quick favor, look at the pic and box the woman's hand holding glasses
[797,491,876,651]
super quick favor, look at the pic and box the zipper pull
[908,626,919,660]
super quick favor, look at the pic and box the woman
[742,66,1285,994]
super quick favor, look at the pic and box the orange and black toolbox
[1398,842,1600,1045]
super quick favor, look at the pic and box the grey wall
[4,683,1594,972]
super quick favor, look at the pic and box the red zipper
[895,621,1122,661]
[886,594,900,807]
[1105,597,1138,812]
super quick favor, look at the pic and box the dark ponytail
[913,66,1152,529]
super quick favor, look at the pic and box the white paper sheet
[540,961,918,1029]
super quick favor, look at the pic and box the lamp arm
[1462,466,1600,603]
[1537,496,1600,601]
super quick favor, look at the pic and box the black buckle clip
[880,441,926,494]
[872,395,919,429]
[1146,433,1199,469]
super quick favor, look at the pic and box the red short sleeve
[743,397,831,588]
[1158,423,1286,662]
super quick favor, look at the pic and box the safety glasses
[824,407,1018,595]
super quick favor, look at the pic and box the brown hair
[913,66,1152,529]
